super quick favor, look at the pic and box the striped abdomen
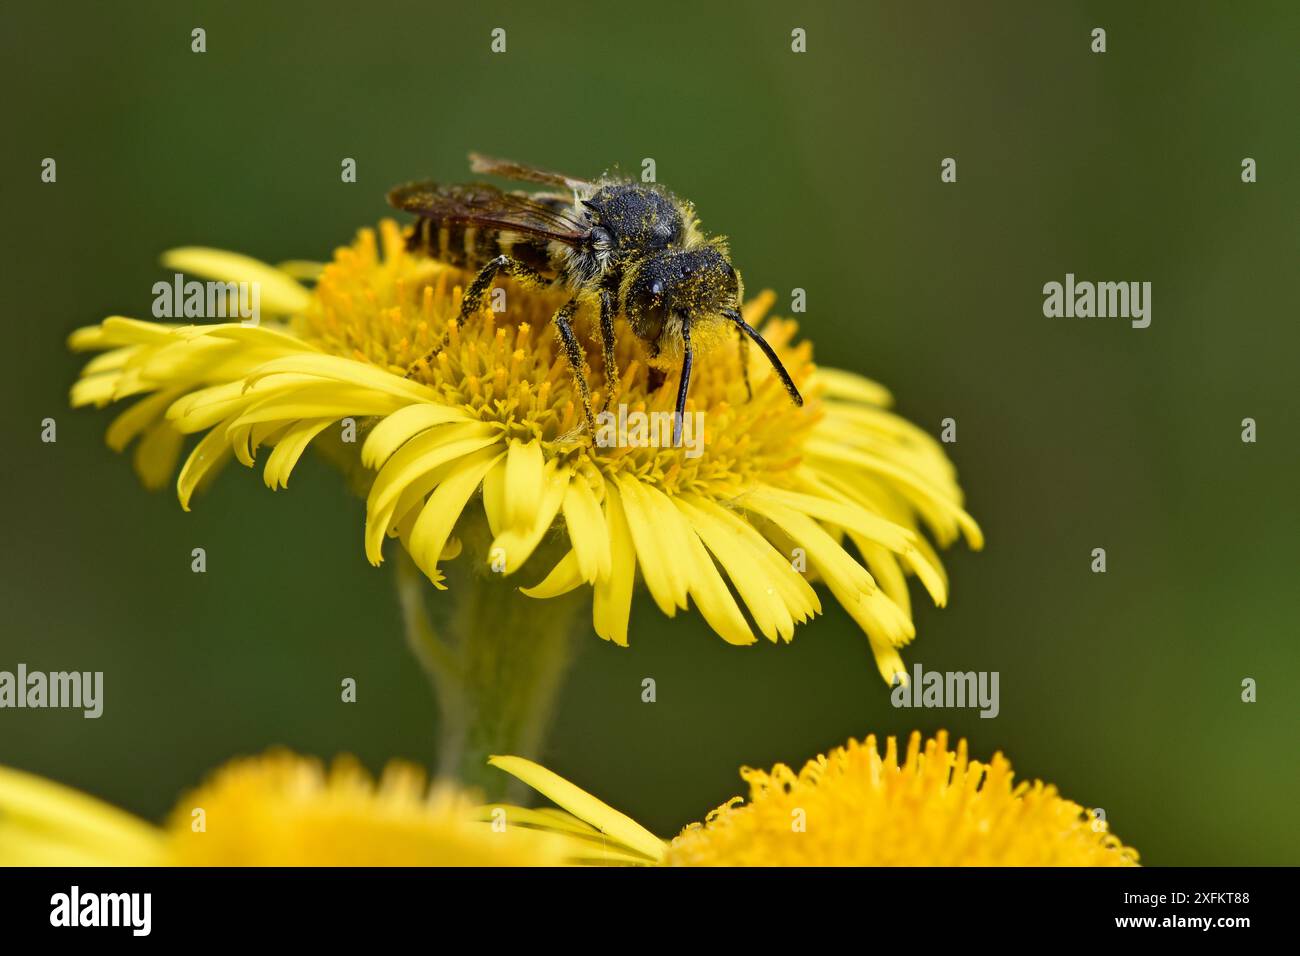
[407,217,556,275]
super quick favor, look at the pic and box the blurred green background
[2,0,1297,865]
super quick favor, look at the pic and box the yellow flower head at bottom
[492,730,1140,867]
[0,750,581,867]
[165,750,573,866]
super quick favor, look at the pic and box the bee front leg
[552,297,597,436]
[598,289,620,410]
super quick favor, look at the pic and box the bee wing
[467,153,594,192]
[387,181,589,245]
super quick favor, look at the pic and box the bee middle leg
[552,297,597,435]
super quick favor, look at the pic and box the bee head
[623,244,740,347]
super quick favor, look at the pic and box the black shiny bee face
[625,246,739,346]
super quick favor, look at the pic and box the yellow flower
[0,751,582,866]
[70,221,981,683]
[491,730,1140,867]
[2,737,1138,867]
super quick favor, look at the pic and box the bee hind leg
[406,254,554,379]
[460,254,553,320]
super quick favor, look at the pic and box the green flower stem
[393,545,584,802]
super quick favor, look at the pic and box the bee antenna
[722,309,804,407]
[673,319,694,448]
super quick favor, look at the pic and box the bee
[388,153,803,445]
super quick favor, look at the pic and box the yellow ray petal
[502,439,545,532]
[806,439,983,550]
[488,463,568,575]
[684,494,821,628]
[481,454,505,538]
[198,322,321,353]
[676,496,794,642]
[361,403,471,470]
[105,388,181,452]
[133,419,184,491]
[562,476,611,584]
[70,373,127,409]
[678,521,755,646]
[852,539,912,616]
[810,366,893,406]
[366,423,499,532]
[0,765,167,866]
[487,756,664,863]
[472,805,653,865]
[245,353,437,404]
[591,482,635,646]
[406,449,503,580]
[520,549,586,599]
[231,385,406,427]
[161,247,312,316]
[746,495,915,656]
[79,346,136,376]
[615,476,686,616]
[177,416,237,511]
[72,316,179,350]
[263,417,333,489]
[868,639,908,687]
[767,481,947,606]
[750,484,917,555]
